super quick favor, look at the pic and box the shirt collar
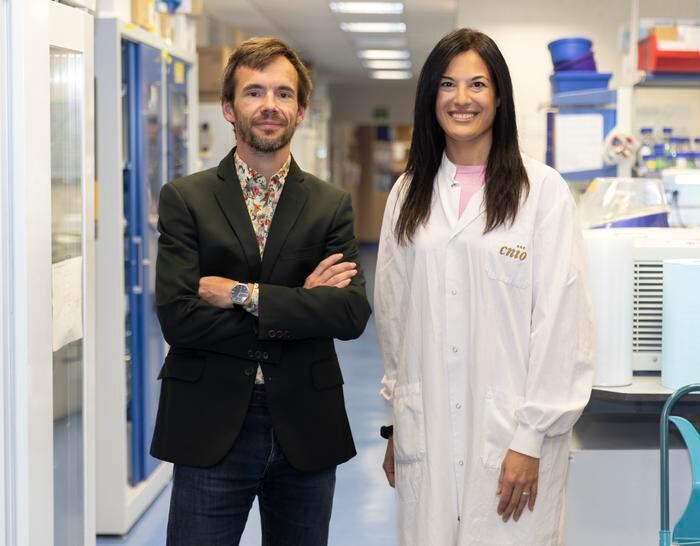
[439,151,486,181]
[234,151,291,189]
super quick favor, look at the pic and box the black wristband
[380,425,393,439]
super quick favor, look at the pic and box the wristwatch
[230,282,250,305]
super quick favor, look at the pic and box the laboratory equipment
[661,259,700,390]
[579,177,670,228]
[583,228,700,377]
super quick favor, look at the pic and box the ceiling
[202,0,458,83]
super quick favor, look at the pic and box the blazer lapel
[260,158,308,282]
[213,150,262,275]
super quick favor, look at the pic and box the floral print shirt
[234,152,291,384]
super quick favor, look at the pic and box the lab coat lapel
[436,153,486,240]
[260,158,308,282]
[213,150,262,276]
[449,187,485,241]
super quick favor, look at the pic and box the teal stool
[659,383,700,546]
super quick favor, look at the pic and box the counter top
[586,374,700,413]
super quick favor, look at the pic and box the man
[150,36,372,546]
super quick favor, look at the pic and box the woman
[374,28,595,546]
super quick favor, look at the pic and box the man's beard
[234,110,296,153]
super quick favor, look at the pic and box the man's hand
[382,436,395,488]
[304,253,357,289]
[198,276,251,308]
[497,449,539,523]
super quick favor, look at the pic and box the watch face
[231,283,250,305]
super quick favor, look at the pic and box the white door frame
[7,0,53,544]
[0,1,9,545]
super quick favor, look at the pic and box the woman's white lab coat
[375,153,595,546]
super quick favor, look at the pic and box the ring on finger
[521,491,530,497]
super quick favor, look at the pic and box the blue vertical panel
[123,40,165,484]
[139,43,165,480]
[166,56,189,182]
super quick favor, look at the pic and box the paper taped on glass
[554,113,604,173]
[52,256,83,352]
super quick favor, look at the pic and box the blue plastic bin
[550,71,612,93]
[548,37,593,64]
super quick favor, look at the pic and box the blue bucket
[550,71,612,94]
[554,52,597,72]
[548,37,593,64]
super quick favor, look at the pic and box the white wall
[456,0,700,161]
[329,81,415,125]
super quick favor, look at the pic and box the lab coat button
[458,460,464,466]
[456,403,461,409]
[451,289,457,295]
[452,346,458,353]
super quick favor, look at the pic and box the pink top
[454,165,486,218]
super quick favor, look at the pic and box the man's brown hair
[221,36,312,109]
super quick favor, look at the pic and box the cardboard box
[159,12,174,42]
[651,26,679,41]
[198,46,234,100]
[177,0,203,16]
[131,0,156,31]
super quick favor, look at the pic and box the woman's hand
[497,449,539,522]
[382,436,395,488]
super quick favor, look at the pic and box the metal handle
[132,236,143,295]
[659,383,700,545]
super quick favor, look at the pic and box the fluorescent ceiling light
[370,70,413,80]
[363,59,412,69]
[330,2,404,14]
[353,37,407,49]
[340,22,406,33]
[359,49,410,60]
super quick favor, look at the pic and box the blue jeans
[166,386,337,546]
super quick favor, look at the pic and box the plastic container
[578,177,671,229]
[550,71,612,93]
[548,37,593,64]
[554,52,597,72]
[638,34,700,73]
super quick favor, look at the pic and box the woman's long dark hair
[395,28,529,245]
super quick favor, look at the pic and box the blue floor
[98,247,399,546]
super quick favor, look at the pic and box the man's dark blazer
[150,149,372,471]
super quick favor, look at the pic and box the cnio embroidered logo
[500,244,528,261]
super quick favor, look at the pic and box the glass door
[50,46,85,546]
[48,3,95,544]
[123,40,165,485]
[167,56,189,182]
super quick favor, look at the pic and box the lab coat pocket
[480,389,522,469]
[484,236,531,289]
[392,382,426,465]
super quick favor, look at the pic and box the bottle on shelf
[662,127,674,158]
[654,143,668,172]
